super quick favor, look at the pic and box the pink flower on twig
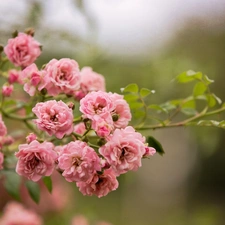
[99,126,154,175]
[15,140,57,181]
[77,168,118,198]
[4,32,41,68]
[32,100,74,139]
[40,58,81,96]
[58,141,101,182]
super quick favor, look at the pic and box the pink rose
[2,84,13,97]
[4,32,41,68]
[80,91,114,120]
[109,93,131,128]
[91,116,113,137]
[0,152,4,170]
[76,168,118,198]
[8,69,22,84]
[58,141,101,182]
[74,67,106,100]
[40,58,81,96]
[32,100,74,139]
[15,140,57,181]
[99,126,147,175]
[0,201,42,225]
[21,63,43,96]
[0,114,7,137]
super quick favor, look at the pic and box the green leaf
[182,99,196,109]
[148,104,167,113]
[160,102,176,112]
[129,102,144,109]
[147,136,165,155]
[206,94,216,107]
[25,180,40,204]
[181,108,198,116]
[212,94,222,105]
[123,93,139,102]
[139,88,151,98]
[170,99,182,106]
[42,176,52,193]
[121,83,139,93]
[193,82,207,96]
[203,75,214,85]
[3,171,21,200]
[176,70,202,83]
[133,110,146,118]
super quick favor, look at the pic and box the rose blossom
[4,32,41,68]
[58,141,101,182]
[21,63,43,96]
[0,152,4,170]
[0,114,7,137]
[80,91,114,120]
[2,84,13,97]
[99,126,154,175]
[15,140,57,181]
[32,100,74,139]
[76,168,119,198]
[0,201,42,225]
[8,69,22,84]
[109,93,131,128]
[40,58,81,96]
[74,67,106,100]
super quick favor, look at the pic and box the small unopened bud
[83,118,92,130]
[2,84,13,97]
[0,45,4,53]
[112,114,119,122]
[97,138,107,146]
[67,102,75,110]
[12,30,18,38]
[143,146,156,158]
[40,88,47,95]
[25,27,35,36]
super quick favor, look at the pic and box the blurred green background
[0,0,225,224]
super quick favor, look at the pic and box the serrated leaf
[139,88,151,98]
[129,102,144,109]
[25,180,40,204]
[147,136,165,155]
[181,108,198,116]
[177,70,202,83]
[121,83,139,93]
[3,171,21,200]
[193,82,207,97]
[42,176,52,193]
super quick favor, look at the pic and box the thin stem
[137,106,225,130]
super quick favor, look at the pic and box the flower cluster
[0,30,156,199]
